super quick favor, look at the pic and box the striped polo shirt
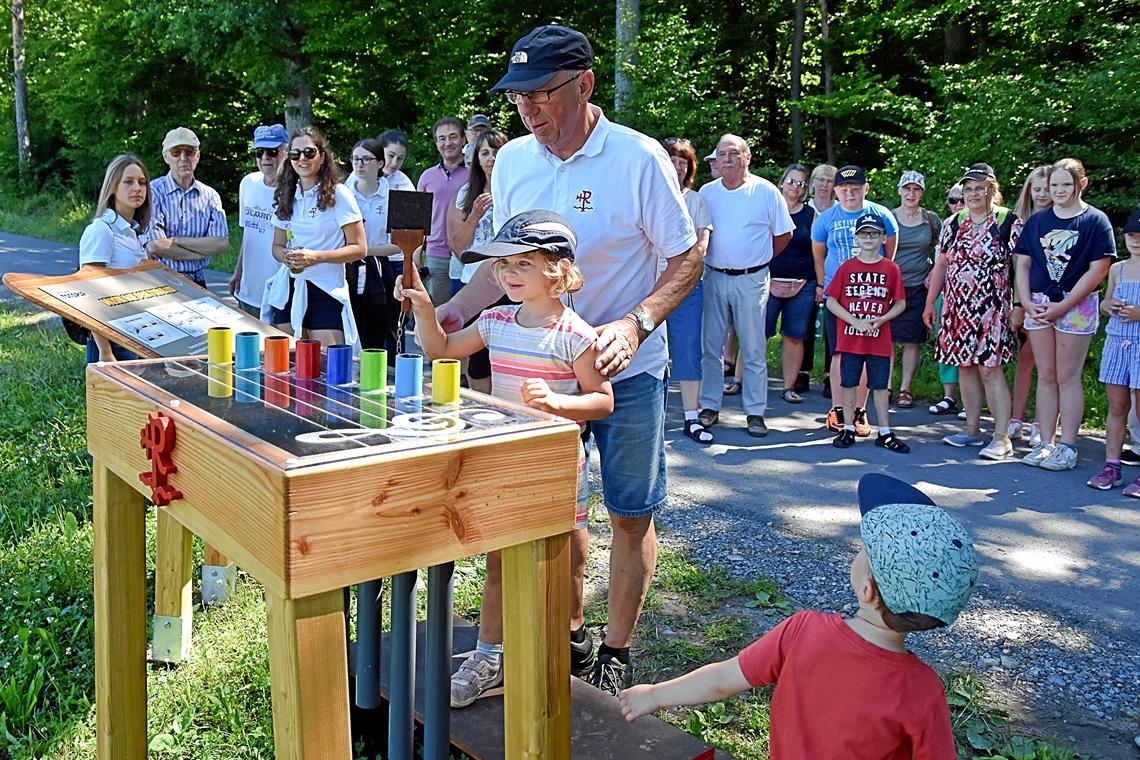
[143,173,229,274]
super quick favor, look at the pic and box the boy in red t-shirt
[618,474,978,760]
[825,212,909,452]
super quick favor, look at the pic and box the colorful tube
[207,362,233,399]
[360,349,387,392]
[431,359,461,406]
[235,332,260,370]
[207,326,233,365]
[394,353,422,399]
[327,344,353,386]
[295,339,321,380]
[360,392,388,429]
[263,335,290,374]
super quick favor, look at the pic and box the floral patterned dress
[934,210,1024,367]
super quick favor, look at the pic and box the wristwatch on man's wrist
[628,308,656,340]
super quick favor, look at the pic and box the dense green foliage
[1,0,1139,216]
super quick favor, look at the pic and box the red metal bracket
[139,411,183,506]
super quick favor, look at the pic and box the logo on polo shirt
[574,190,593,213]
[511,51,528,64]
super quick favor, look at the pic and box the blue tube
[326,344,353,386]
[394,353,423,399]
[234,331,260,370]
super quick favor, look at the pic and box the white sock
[475,639,503,665]
[879,426,891,436]
[684,410,698,421]
[844,424,855,432]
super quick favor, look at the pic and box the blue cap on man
[253,124,289,148]
[491,25,594,93]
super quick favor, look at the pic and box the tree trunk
[11,0,31,168]
[614,0,639,124]
[819,0,835,164]
[282,17,312,132]
[790,0,806,159]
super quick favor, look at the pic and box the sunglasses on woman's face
[287,147,320,161]
[785,178,807,188]
[948,197,964,205]
[253,148,280,158]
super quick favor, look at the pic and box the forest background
[1,0,1139,221]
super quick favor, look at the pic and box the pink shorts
[1023,292,1099,335]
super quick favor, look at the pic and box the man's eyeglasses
[253,148,280,158]
[168,147,197,158]
[505,71,584,105]
[351,155,377,165]
[287,147,320,161]
[784,178,807,188]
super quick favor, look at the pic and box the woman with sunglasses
[232,124,288,317]
[662,137,714,442]
[1007,165,1053,444]
[345,137,402,351]
[263,126,367,348]
[923,164,1022,460]
[766,163,816,404]
[78,153,152,362]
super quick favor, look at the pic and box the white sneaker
[1022,442,1055,467]
[958,410,968,420]
[1007,420,1025,440]
[1040,444,1078,471]
[979,439,1014,460]
[450,652,503,708]
[1028,421,1042,447]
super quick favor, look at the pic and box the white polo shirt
[345,173,392,249]
[491,107,697,382]
[700,174,794,270]
[271,182,363,252]
[236,171,279,308]
[79,209,145,269]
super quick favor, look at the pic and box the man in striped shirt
[142,126,229,287]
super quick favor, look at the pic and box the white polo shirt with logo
[491,107,697,382]
[700,174,795,270]
[236,171,280,308]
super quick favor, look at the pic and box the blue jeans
[765,281,816,341]
[700,269,770,416]
[665,280,703,381]
[583,371,667,518]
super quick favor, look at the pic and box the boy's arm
[618,657,752,722]
[825,296,866,331]
[520,348,615,421]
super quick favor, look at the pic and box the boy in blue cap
[619,474,977,759]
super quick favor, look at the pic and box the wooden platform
[357,617,733,760]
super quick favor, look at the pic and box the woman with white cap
[891,170,941,408]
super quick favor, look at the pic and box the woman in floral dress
[924,163,1023,460]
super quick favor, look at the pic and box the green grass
[0,303,1096,759]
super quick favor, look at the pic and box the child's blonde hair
[489,250,584,295]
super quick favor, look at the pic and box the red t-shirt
[737,611,955,760]
[824,256,905,357]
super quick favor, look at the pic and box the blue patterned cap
[857,474,978,625]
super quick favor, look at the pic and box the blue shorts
[268,280,344,330]
[583,371,667,518]
[840,352,891,390]
[1099,335,1140,389]
[666,280,703,381]
[765,281,817,340]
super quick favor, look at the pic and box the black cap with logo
[835,165,866,186]
[491,25,595,92]
[461,209,578,263]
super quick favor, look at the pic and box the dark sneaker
[698,408,719,428]
[746,415,768,437]
[589,653,631,697]
[875,432,910,453]
[570,628,596,679]
[1122,448,1140,466]
[853,407,872,437]
[825,406,844,433]
[833,429,856,448]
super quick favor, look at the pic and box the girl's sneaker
[1040,444,1078,471]
[1007,419,1025,440]
[1028,421,1042,447]
[1087,464,1124,490]
[1022,442,1056,467]
[1124,476,1140,498]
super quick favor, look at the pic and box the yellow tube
[207,326,233,365]
[431,359,461,406]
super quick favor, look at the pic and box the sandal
[724,381,742,396]
[928,396,959,415]
[875,432,911,453]
[683,419,715,444]
[780,388,803,404]
[897,389,914,408]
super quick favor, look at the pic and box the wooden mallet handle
[391,229,425,315]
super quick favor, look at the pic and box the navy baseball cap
[854,213,886,233]
[491,25,594,93]
[461,210,577,263]
[253,124,288,148]
[857,474,979,626]
[1123,208,1140,234]
[835,165,866,185]
[961,162,996,182]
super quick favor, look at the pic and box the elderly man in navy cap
[437,24,700,699]
[231,123,288,316]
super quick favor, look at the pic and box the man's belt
[708,263,768,276]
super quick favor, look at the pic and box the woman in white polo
[262,126,366,348]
